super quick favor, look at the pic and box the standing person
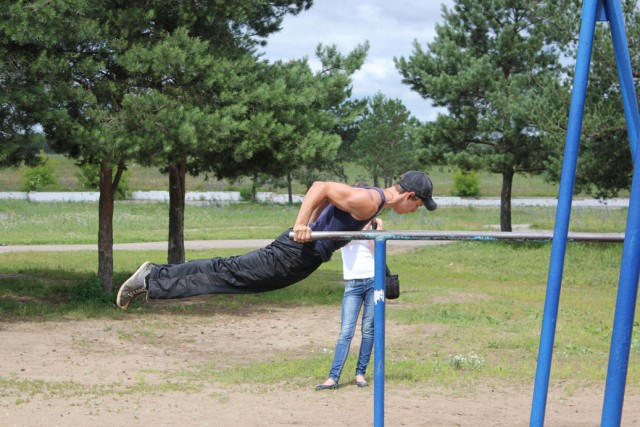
[116,171,437,309]
[315,217,382,391]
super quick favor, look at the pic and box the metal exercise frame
[294,0,640,424]
[530,1,640,426]
[293,230,624,427]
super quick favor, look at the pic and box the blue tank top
[310,187,386,262]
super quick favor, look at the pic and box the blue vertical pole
[601,149,640,425]
[373,238,387,427]
[530,1,599,425]
[604,0,640,160]
[601,0,640,422]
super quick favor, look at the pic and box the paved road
[0,239,447,254]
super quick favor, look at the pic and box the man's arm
[292,181,382,242]
[365,218,382,254]
[308,199,330,224]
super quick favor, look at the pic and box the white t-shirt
[340,240,375,280]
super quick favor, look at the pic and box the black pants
[146,229,324,298]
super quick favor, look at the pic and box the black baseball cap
[399,171,437,211]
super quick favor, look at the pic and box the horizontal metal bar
[288,230,625,243]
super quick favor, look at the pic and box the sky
[260,0,454,123]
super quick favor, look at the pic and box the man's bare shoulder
[339,186,383,219]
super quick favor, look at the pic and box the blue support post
[600,0,640,421]
[602,148,640,425]
[603,0,640,160]
[530,1,599,425]
[373,238,387,427]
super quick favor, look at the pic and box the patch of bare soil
[1,304,638,426]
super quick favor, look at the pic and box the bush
[21,151,57,191]
[239,187,254,201]
[452,169,480,197]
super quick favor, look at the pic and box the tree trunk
[168,163,186,264]
[251,176,257,202]
[97,163,125,294]
[500,169,514,232]
[98,164,114,293]
[287,172,293,204]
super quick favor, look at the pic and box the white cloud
[356,58,394,82]
[261,0,454,122]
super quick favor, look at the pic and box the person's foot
[355,375,368,388]
[116,261,153,310]
[315,378,338,391]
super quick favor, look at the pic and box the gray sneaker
[116,261,153,309]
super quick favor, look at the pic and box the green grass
[2,153,616,198]
[0,200,299,244]
[0,188,635,399]
[0,155,252,193]
[184,242,637,388]
[0,371,199,403]
[1,241,638,388]
[0,154,309,194]
[0,200,628,246]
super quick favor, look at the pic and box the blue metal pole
[530,1,599,425]
[604,0,640,161]
[600,0,640,421]
[602,145,640,425]
[373,239,387,427]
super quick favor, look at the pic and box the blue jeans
[328,277,375,382]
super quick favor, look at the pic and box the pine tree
[395,0,567,231]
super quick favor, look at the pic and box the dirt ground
[2,302,640,427]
